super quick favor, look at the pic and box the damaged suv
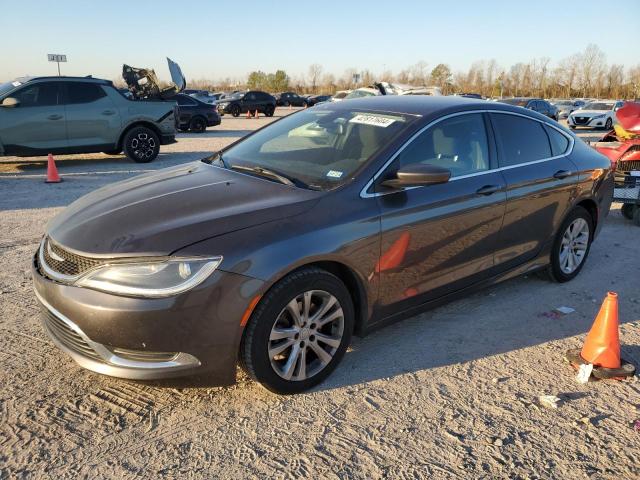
[0,58,185,163]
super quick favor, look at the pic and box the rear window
[66,83,106,104]
[491,113,552,166]
[544,125,570,156]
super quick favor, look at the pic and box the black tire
[240,267,354,394]
[230,105,241,117]
[604,118,613,130]
[264,105,275,117]
[189,116,207,133]
[547,206,593,283]
[569,125,576,130]
[621,203,635,220]
[123,127,160,163]
[633,207,640,227]
[102,149,122,155]
[178,126,190,132]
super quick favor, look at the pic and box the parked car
[275,92,308,107]
[33,96,613,393]
[568,100,624,130]
[331,90,350,102]
[217,91,276,117]
[306,94,332,106]
[551,99,586,119]
[498,98,559,120]
[0,74,178,163]
[175,94,221,132]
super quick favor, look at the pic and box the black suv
[217,91,276,117]
[175,94,221,133]
[499,98,559,121]
[275,92,308,107]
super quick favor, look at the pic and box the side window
[544,125,570,156]
[396,113,490,178]
[12,83,60,107]
[491,114,552,166]
[176,95,196,106]
[247,93,256,101]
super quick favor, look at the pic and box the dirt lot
[1,109,639,479]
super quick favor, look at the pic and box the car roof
[323,95,529,117]
[19,76,112,85]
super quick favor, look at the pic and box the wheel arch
[575,198,598,232]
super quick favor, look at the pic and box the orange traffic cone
[45,153,62,183]
[246,110,251,119]
[289,103,292,110]
[254,110,259,118]
[566,292,635,379]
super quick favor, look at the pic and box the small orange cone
[288,103,292,110]
[566,292,635,379]
[246,109,251,119]
[45,153,62,183]
[254,110,259,118]
[581,292,621,368]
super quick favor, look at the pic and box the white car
[344,83,442,100]
[567,100,624,130]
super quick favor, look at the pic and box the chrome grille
[574,117,589,125]
[41,307,102,361]
[41,237,103,277]
[617,159,640,173]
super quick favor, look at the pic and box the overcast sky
[2,0,638,83]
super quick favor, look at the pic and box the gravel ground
[1,110,639,479]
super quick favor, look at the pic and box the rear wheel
[264,105,275,117]
[240,268,354,394]
[123,127,160,163]
[189,116,206,133]
[547,206,593,282]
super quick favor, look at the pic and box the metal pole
[57,61,61,76]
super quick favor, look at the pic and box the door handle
[47,114,63,120]
[101,110,115,116]
[476,185,501,196]
[553,170,572,179]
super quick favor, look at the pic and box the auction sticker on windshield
[349,114,396,128]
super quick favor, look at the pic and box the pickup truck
[0,58,185,163]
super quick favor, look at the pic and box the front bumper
[32,254,264,384]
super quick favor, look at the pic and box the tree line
[181,44,640,99]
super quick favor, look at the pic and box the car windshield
[345,90,376,99]
[217,107,416,190]
[500,98,529,106]
[0,80,20,98]
[583,102,614,110]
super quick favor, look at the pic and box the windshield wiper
[229,164,302,188]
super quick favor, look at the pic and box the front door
[375,112,506,316]
[0,81,67,154]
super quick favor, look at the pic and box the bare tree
[607,64,624,99]
[307,64,323,94]
[579,44,606,97]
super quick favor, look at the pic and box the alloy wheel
[268,290,344,381]
[130,133,156,160]
[559,218,589,274]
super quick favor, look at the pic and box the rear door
[243,92,258,113]
[375,112,507,315]
[63,82,122,149]
[489,112,577,270]
[0,81,66,153]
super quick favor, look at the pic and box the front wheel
[123,127,160,163]
[264,105,275,117]
[240,268,354,394]
[547,206,593,282]
[230,105,241,117]
[604,118,613,130]
[621,203,635,220]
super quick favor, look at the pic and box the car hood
[571,109,609,117]
[122,57,186,100]
[46,161,320,256]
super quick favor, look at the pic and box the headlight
[75,257,222,298]
[591,114,606,120]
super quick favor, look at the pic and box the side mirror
[381,164,451,189]
[1,97,19,108]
